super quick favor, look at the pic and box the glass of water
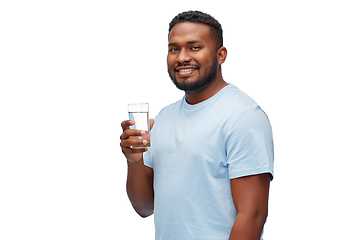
[128,103,150,148]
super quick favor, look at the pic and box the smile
[176,67,198,77]
[178,68,196,72]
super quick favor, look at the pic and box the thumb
[149,118,155,131]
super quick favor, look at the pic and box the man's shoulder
[221,84,271,126]
[223,84,258,108]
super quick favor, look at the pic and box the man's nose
[176,49,191,63]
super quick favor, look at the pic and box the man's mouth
[178,68,196,72]
[175,66,199,77]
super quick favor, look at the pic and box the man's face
[167,22,219,92]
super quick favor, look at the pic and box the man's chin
[172,78,211,92]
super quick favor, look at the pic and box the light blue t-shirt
[143,84,274,240]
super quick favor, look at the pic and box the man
[120,11,274,240]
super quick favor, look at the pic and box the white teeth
[179,69,195,72]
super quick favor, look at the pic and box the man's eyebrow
[168,40,203,47]
[187,40,202,44]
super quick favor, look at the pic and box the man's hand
[120,119,155,163]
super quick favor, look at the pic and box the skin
[167,22,228,104]
[120,119,154,217]
[120,22,271,239]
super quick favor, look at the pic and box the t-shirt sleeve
[225,106,274,180]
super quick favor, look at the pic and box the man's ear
[217,46,227,65]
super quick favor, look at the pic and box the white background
[1,0,359,239]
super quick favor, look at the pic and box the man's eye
[170,48,179,52]
[191,46,200,50]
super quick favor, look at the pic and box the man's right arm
[126,157,154,217]
[120,120,155,218]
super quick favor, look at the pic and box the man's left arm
[229,173,271,240]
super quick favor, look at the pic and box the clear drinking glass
[128,103,150,148]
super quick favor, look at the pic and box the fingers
[120,119,150,162]
[122,119,155,132]
[120,128,146,141]
[120,136,148,148]
[121,120,135,131]
[120,129,149,154]
[120,137,149,160]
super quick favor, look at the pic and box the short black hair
[169,11,223,50]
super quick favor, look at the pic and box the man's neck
[185,76,228,105]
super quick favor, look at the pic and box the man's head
[167,11,227,92]
[169,11,223,51]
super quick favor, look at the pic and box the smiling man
[120,11,274,240]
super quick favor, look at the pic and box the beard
[168,57,218,92]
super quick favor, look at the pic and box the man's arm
[120,119,155,218]
[229,173,271,240]
[126,159,154,218]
